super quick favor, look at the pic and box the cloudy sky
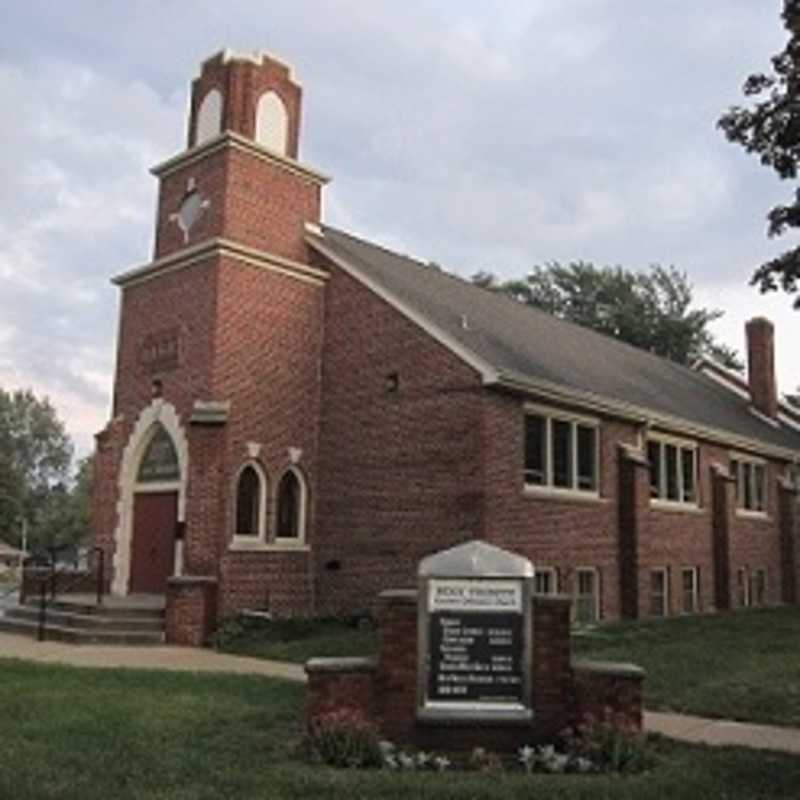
[1,1,798,456]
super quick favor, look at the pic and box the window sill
[523,485,605,505]
[229,538,269,552]
[649,500,704,515]
[269,540,310,552]
[229,540,310,553]
[735,509,770,522]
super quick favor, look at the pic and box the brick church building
[91,50,800,630]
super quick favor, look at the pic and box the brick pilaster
[617,445,649,619]
[778,478,798,604]
[711,463,735,610]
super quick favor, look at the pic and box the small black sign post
[417,541,534,722]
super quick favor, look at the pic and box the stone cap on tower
[187,49,303,159]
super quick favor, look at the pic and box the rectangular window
[524,411,598,494]
[649,568,669,617]
[648,441,661,499]
[574,568,599,624]
[524,415,546,486]
[681,567,698,614]
[534,568,557,596]
[737,567,749,608]
[750,568,767,607]
[552,420,572,488]
[647,437,698,506]
[730,456,767,513]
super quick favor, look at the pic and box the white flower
[518,745,535,773]
[383,754,398,771]
[398,752,416,770]
[378,740,396,756]
[415,751,430,768]
[574,756,594,774]
[433,756,451,772]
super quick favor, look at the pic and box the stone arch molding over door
[112,399,189,595]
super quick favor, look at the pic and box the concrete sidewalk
[0,631,305,682]
[2,631,798,756]
[645,711,800,755]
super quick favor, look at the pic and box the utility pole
[20,516,28,560]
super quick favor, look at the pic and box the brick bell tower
[94,50,328,622]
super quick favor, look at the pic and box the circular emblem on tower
[170,177,210,244]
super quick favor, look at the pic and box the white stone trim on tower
[111,399,189,595]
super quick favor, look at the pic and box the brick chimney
[746,317,778,419]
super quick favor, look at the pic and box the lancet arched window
[234,462,267,540]
[275,467,306,542]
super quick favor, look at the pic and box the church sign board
[417,541,534,722]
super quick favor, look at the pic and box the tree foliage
[472,262,743,370]
[718,0,800,304]
[0,388,88,554]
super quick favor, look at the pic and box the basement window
[524,408,599,495]
[736,567,750,608]
[649,568,669,617]
[749,568,767,607]
[534,567,558,596]
[573,568,600,624]
[647,436,697,506]
[681,567,699,614]
[730,456,767,514]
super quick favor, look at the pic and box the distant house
[91,49,800,628]
[0,542,26,573]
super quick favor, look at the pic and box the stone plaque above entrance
[417,540,534,723]
[138,327,182,373]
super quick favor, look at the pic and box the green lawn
[216,615,377,663]
[2,658,800,800]
[572,606,800,727]
[218,606,800,728]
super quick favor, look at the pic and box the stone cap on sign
[305,656,377,675]
[418,539,534,579]
[571,659,646,680]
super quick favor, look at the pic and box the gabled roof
[307,226,800,457]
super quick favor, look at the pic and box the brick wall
[314,262,486,615]
[187,52,303,156]
[482,395,639,622]
[165,576,218,646]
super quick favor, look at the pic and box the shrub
[306,710,383,769]
[560,709,653,774]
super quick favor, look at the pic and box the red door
[130,492,178,594]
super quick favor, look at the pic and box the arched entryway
[130,424,180,593]
[112,400,189,596]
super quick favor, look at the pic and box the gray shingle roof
[309,226,800,455]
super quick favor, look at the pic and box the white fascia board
[113,237,328,288]
[701,365,751,400]
[151,132,330,185]
[306,235,499,385]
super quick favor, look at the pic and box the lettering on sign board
[426,579,525,708]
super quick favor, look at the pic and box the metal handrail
[23,546,106,641]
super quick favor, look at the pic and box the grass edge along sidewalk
[216,606,800,729]
[2,658,800,800]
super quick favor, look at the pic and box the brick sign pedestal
[306,541,644,752]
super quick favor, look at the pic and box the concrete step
[21,597,164,620]
[0,615,164,645]
[6,605,164,633]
